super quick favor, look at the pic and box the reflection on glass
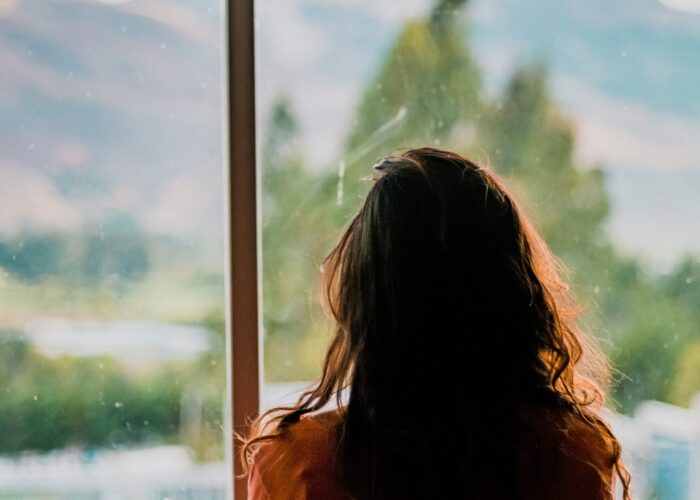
[258,0,700,498]
[0,0,228,498]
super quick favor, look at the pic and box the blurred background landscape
[0,0,229,496]
[0,0,698,498]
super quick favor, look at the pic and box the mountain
[0,0,224,241]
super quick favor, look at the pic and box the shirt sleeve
[518,415,617,500]
[556,447,615,500]
[247,453,272,500]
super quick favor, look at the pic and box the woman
[243,148,631,499]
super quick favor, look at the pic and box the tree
[0,233,66,281]
[0,333,182,453]
[81,212,150,285]
[337,0,481,222]
[479,64,613,292]
[669,340,700,406]
[261,98,334,380]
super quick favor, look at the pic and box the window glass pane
[0,0,229,497]
[258,1,700,498]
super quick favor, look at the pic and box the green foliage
[260,98,335,380]
[186,311,227,460]
[593,255,699,411]
[340,6,480,221]
[669,340,700,407]
[0,339,179,452]
[0,233,66,281]
[82,212,150,285]
[661,256,700,318]
[661,257,700,406]
[478,64,613,294]
[0,213,151,286]
[0,320,225,458]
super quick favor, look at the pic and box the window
[257,1,700,499]
[2,0,699,499]
[0,0,229,498]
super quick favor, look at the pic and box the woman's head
[244,147,629,498]
[320,147,603,413]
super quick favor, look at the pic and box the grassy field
[0,269,225,327]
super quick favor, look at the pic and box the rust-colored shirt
[248,407,617,499]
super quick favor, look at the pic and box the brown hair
[242,147,630,498]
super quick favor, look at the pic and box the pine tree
[337,0,480,221]
[261,98,334,380]
[479,64,612,290]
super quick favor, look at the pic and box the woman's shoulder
[517,402,617,499]
[279,409,343,450]
[523,401,615,457]
[247,410,347,500]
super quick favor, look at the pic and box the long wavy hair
[242,147,631,499]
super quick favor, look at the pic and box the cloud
[0,163,222,242]
[54,142,89,170]
[550,78,700,265]
[605,167,700,269]
[90,0,133,4]
[0,164,82,236]
[257,71,358,170]
[118,0,219,46]
[296,79,358,168]
[0,0,18,17]
[143,173,223,239]
[554,77,700,172]
[256,0,368,169]
[311,0,431,23]
[658,0,700,14]
[257,0,328,69]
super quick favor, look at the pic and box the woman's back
[248,403,616,499]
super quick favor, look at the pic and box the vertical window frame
[227,0,260,498]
